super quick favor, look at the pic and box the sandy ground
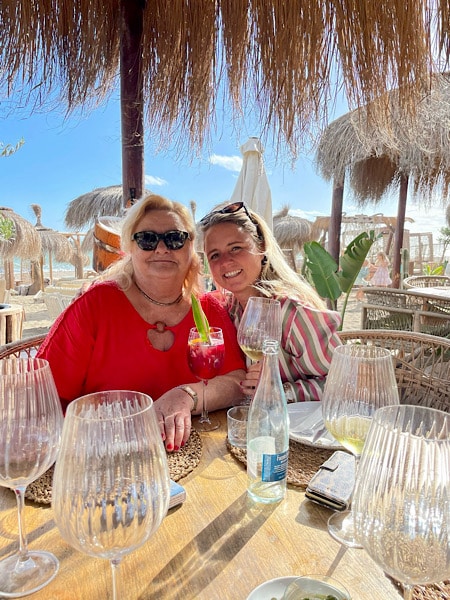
[9,289,363,341]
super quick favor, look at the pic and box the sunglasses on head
[132,230,191,251]
[199,201,257,226]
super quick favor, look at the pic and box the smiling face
[131,209,193,287]
[204,222,264,305]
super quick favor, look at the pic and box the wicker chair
[339,330,450,413]
[0,334,46,360]
[403,275,450,289]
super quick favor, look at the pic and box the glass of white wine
[237,297,282,362]
[353,405,450,600]
[321,343,399,547]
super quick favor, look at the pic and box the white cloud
[144,175,167,187]
[209,154,242,172]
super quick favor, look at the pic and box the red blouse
[38,282,245,412]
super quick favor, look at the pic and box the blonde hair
[100,194,202,297]
[200,203,325,309]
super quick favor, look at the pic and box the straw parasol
[1,1,449,204]
[64,185,127,231]
[0,207,41,289]
[30,204,87,291]
[273,206,314,254]
[315,72,450,286]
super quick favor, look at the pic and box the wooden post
[392,173,409,288]
[120,0,146,206]
[328,176,344,263]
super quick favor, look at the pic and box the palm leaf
[303,241,341,301]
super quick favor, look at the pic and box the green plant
[0,214,15,241]
[423,263,445,275]
[1,138,24,157]
[303,231,380,329]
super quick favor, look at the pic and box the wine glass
[353,404,450,600]
[52,390,170,600]
[237,297,281,404]
[321,343,399,547]
[187,327,225,431]
[237,297,282,362]
[0,357,64,598]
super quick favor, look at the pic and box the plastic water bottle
[247,339,289,503]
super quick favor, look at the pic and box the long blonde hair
[199,203,325,309]
[100,194,202,297]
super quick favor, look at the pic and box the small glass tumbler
[227,406,249,447]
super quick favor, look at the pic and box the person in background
[38,194,246,451]
[355,258,372,300]
[370,251,392,287]
[199,201,342,402]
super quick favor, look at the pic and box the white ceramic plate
[288,402,343,450]
[247,576,298,600]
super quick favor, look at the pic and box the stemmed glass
[237,297,282,362]
[321,344,399,547]
[237,297,281,404]
[0,357,64,598]
[188,327,225,431]
[353,404,450,600]
[52,390,170,600]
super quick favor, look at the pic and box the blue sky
[1,90,447,242]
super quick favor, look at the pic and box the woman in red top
[38,194,246,451]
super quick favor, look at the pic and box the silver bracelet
[177,385,198,412]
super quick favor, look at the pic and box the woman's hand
[155,387,195,452]
[239,361,262,400]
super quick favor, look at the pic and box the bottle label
[261,450,288,482]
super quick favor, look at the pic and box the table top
[0,304,24,316]
[407,286,450,299]
[0,410,400,600]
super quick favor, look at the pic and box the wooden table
[0,411,401,599]
[0,304,24,345]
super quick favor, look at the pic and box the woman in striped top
[199,202,342,402]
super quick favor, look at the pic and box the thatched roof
[31,204,79,264]
[315,73,450,204]
[65,185,129,230]
[273,206,314,250]
[0,206,41,260]
[1,1,449,159]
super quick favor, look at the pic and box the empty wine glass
[353,404,450,600]
[0,357,64,598]
[188,327,225,431]
[237,297,282,362]
[321,344,399,547]
[52,390,170,600]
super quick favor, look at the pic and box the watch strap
[178,385,198,412]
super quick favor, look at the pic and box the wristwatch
[177,385,198,412]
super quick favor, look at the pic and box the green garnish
[191,293,210,342]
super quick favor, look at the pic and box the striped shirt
[226,293,342,402]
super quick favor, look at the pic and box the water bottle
[247,339,289,503]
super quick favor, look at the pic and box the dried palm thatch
[316,73,450,205]
[273,206,314,253]
[65,186,127,231]
[1,1,449,161]
[31,204,77,264]
[0,207,41,260]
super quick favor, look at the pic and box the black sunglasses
[132,230,191,251]
[199,201,262,237]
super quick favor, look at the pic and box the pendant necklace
[135,281,183,307]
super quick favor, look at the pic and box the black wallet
[305,451,355,511]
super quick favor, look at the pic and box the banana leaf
[303,230,380,327]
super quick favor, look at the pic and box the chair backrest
[403,275,450,289]
[0,334,47,360]
[338,329,450,413]
[44,293,67,319]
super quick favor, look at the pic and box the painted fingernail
[166,443,173,451]
[174,445,180,451]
